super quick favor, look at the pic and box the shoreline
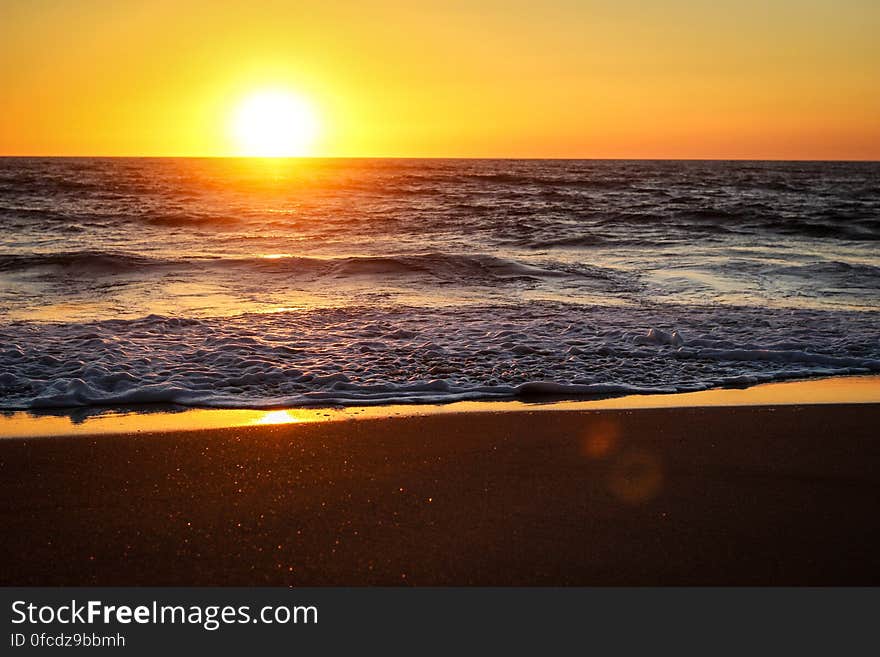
[2,374,879,439]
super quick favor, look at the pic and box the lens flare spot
[581,418,621,459]
[607,448,664,504]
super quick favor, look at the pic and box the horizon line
[0,155,878,163]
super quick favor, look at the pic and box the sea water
[1,158,878,409]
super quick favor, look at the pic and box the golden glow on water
[0,375,878,439]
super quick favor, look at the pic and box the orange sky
[1,0,878,159]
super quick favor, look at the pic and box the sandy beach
[2,383,879,585]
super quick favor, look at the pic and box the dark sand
[2,404,879,585]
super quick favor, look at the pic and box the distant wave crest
[0,250,630,285]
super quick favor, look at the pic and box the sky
[1,0,878,159]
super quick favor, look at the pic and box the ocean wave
[249,252,581,281]
[458,172,633,189]
[522,235,610,249]
[142,212,244,227]
[0,251,169,274]
[0,250,624,284]
[2,303,878,411]
[772,260,880,278]
[771,219,880,241]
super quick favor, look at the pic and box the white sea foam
[2,302,878,410]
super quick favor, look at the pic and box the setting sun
[231,90,319,157]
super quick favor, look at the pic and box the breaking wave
[0,250,629,284]
[2,303,878,410]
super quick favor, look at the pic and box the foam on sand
[2,302,878,410]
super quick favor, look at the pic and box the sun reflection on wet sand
[252,410,304,425]
[0,406,338,439]
[1,375,878,439]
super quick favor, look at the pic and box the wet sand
[2,402,879,585]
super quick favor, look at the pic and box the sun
[231,89,320,157]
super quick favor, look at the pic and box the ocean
[1,157,878,411]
